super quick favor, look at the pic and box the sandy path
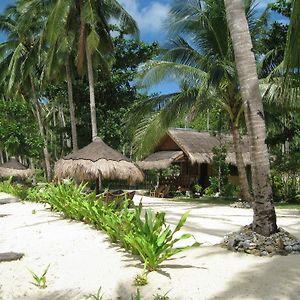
[0,194,300,300]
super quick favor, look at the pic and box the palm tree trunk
[232,125,253,203]
[85,44,98,141]
[30,158,37,185]
[30,77,52,182]
[66,60,78,151]
[224,0,277,236]
[0,150,3,164]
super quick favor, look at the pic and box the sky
[0,0,288,95]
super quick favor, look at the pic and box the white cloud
[119,0,170,34]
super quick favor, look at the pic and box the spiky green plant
[28,264,50,289]
[27,182,199,272]
[125,204,200,271]
[89,286,104,300]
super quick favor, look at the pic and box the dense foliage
[23,181,199,271]
[0,0,299,207]
[0,99,43,158]
[44,32,158,153]
[205,145,238,197]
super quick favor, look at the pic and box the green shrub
[26,181,199,272]
[26,181,97,220]
[271,171,299,203]
[194,183,202,194]
[0,177,28,200]
[124,204,200,271]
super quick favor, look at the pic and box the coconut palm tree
[224,0,277,236]
[284,0,300,79]
[45,17,79,151]
[130,0,267,202]
[45,0,139,141]
[0,4,52,181]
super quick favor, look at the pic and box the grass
[168,196,300,209]
[274,202,300,209]
[169,196,236,205]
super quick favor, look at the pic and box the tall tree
[0,4,52,180]
[130,0,266,202]
[224,0,277,236]
[46,0,139,141]
[45,14,79,151]
[44,29,158,152]
[283,0,300,89]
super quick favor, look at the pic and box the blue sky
[0,0,287,95]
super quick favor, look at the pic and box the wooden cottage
[137,128,250,191]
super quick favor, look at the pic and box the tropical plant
[134,267,148,286]
[153,292,170,300]
[28,181,97,220]
[129,0,267,203]
[43,0,139,142]
[258,1,300,207]
[208,145,238,197]
[224,0,277,235]
[26,181,198,271]
[131,289,142,300]
[0,177,28,200]
[283,0,300,86]
[0,98,43,158]
[89,286,104,300]
[27,264,50,289]
[124,205,199,271]
[0,3,52,180]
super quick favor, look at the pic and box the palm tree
[131,0,266,202]
[0,4,52,181]
[224,0,277,236]
[46,0,139,141]
[45,15,79,151]
[284,0,300,79]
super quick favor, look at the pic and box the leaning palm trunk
[30,77,52,182]
[224,0,277,236]
[66,60,78,151]
[232,125,253,203]
[85,44,98,141]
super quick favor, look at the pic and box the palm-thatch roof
[54,137,144,184]
[138,128,250,169]
[0,157,35,178]
[137,151,183,170]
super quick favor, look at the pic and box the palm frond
[138,60,207,89]
[284,0,300,72]
[108,0,139,38]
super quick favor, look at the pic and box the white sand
[0,193,300,300]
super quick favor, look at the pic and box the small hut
[55,137,144,185]
[137,128,250,191]
[0,157,35,178]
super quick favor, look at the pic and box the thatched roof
[0,157,35,178]
[168,129,250,165]
[55,137,144,184]
[137,151,183,170]
[138,128,250,168]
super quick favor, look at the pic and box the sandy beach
[1,193,300,300]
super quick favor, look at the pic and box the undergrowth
[24,181,199,271]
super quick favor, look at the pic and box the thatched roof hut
[0,157,35,178]
[137,128,250,169]
[137,151,183,170]
[55,137,144,184]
